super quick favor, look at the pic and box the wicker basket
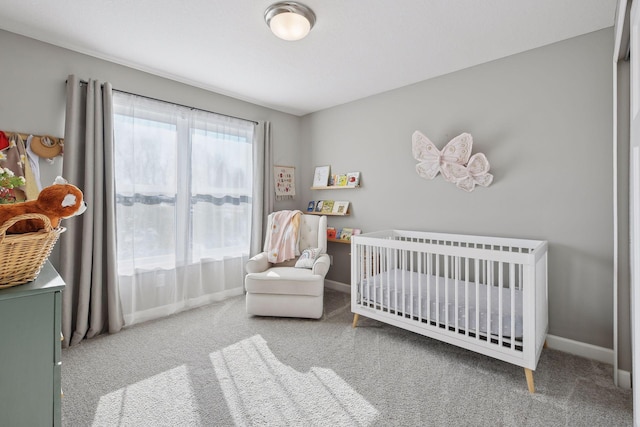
[0,213,66,289]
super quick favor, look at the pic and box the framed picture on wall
[313,165,330,187]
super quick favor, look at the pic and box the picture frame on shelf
[346,172,360,187]
[332,201,350,215]
[321,200,334,213]
[307,201,315,212]
[339,228,354,241]
[313,165,331,187]
[327,227,337,239]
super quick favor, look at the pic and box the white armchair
[245,213,330,319]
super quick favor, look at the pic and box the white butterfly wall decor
[412,130,493,192]
[447,152,493,192]
[412,131,472,183]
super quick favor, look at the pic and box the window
[112,92,255,275]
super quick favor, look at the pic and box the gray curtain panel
[60,74,123,347]
[250,121,273,256]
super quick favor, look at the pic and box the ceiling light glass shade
[270,12,310,40]
[265,2,316,41]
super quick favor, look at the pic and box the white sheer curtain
[112,92,255,326]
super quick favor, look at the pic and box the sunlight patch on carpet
[92,365,200,425]
[210,334,379,426]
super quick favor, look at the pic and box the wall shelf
[310,185,360,190]
[310,175,357,237]
[307,211,349,216]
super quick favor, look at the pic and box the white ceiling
[0,0,617,116]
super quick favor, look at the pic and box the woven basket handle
[0,213,54,236]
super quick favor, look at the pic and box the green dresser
[0,261,65,426]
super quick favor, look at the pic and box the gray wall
[302,28,616,353]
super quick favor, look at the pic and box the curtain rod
[78,79,259,125]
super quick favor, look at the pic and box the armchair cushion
[295,247,321,268]
[312,254,330,277]
[245,252,270,274]
[244,267,324,297]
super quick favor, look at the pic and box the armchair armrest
[312,253,330,277]
[246,252,270,274]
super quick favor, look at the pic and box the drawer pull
[60,332,64,342]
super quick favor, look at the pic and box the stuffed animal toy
[0,176,87,234]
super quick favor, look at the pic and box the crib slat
[475,259,480,342]
[454,256,459,333]
[485,259,491,343]
[445,254,449,330]
[498,262,503,347]
[398,249,402,316]
[402,249,407,317]
[374,246,379,309]
[465,257,470,337]
[394,250,407,315]
[510,263,516,350]
[436,253,441,325]
[374,248,382,307]
[393,248,398,315]
[363,245,367,307]
[365,245,370,307]
[364,244,368,301]
[409,250,413,318]
[427,252,432,324]
[410,250,414,319]
[418,252,423,321]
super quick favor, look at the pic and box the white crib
[351,230,548,393]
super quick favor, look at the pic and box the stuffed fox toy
[0,176,87,234]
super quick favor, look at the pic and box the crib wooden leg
[352,313,360,328]
[543,340,548,349]
[524,368,535,394]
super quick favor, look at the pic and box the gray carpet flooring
[62,289,633,426]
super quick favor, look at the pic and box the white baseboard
[325,281,631,389]
[618,369,632,389]
[545,334,614,365]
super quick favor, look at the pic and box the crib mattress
[358,268,523,339]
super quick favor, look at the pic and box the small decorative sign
[274,165,295,200]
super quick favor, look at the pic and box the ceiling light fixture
[264,2,316,41]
